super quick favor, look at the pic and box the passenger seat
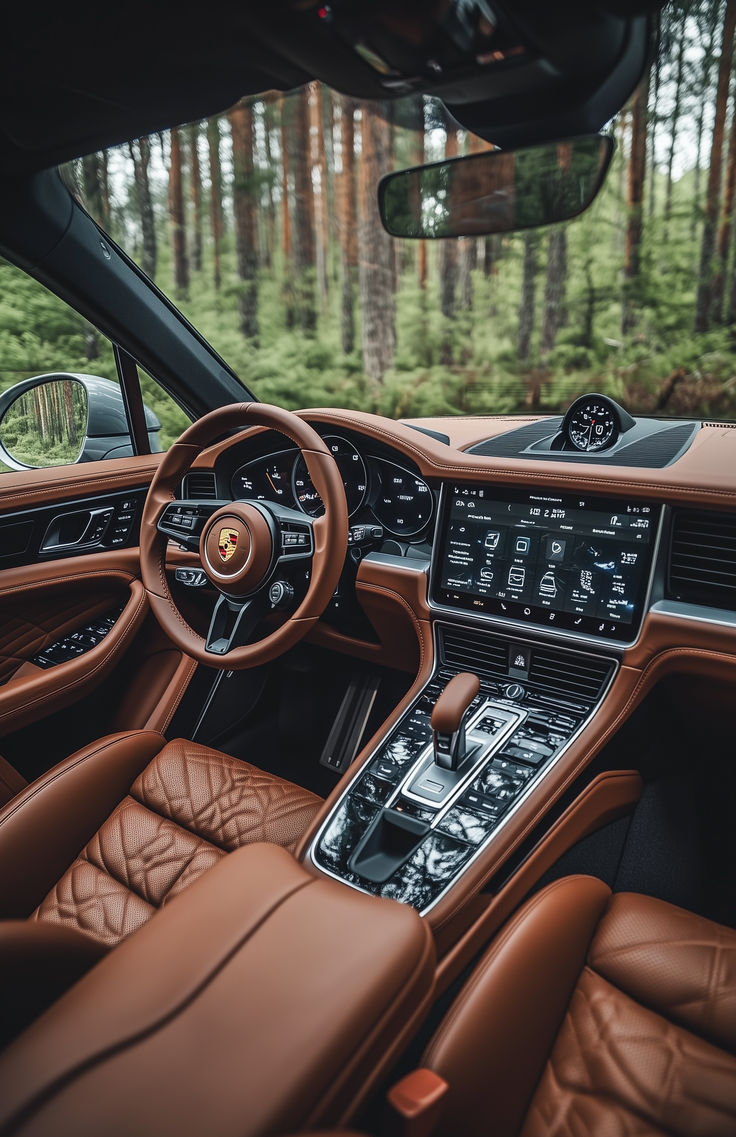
[389,875,736,1137]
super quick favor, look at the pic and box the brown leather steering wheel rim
[140,402,349,668]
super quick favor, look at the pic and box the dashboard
[188,398,736,661]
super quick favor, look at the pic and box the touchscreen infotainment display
[432,485,660,641]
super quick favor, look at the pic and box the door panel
[0,455,166,742]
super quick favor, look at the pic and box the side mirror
[0,373,162,471]
[378,134,613,239]
[0,376,87,471]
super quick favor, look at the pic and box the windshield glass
[33,12,736,424]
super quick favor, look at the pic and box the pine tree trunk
[664,12,687,221]
[207,117,224,290]
[622,71,650,335]
[229,101,259,341]
[261,97,276,269]
[309,82,330,310]
[695,0,736,333]
[438,119,459,323]
[540,228,567,358]
[647,11,661,220]
[408,97,428,289]
[692,0,721,239]
[129,137,157,280]
[168,127,189,296]
[518,231,538,364]
[336,93,356,354]
[188,123,203,274]
[713,93,736,322]
[358,103,395,383]
[459,239,473,310]
[291,87,317,332]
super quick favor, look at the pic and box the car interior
[0,2,734,1135]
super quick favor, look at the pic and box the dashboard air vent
[182,471,217,500]
[669,510,736,608]
[440,626,509,679]
[527,647,613,704]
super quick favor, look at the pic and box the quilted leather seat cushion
[31,739,322,947]
[422,877,736,1137]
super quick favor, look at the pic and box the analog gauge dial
[566,398,618,452]
[372,460,433,536]
[292,435,368,518]
[231,451,297,505]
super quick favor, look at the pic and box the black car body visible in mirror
[379,134,614,239]
[0,373,161,471]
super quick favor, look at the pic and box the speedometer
[232,451,297,504]
[292,435,368,517]
[372,459,433,536]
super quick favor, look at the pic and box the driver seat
[0,730,321,1038]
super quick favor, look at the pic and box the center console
[309,481,663,918]
[310,623,616,914]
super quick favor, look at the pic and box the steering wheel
[139,403,348,668]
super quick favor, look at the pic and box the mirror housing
[0,373,161,471]
[379,134,613,239]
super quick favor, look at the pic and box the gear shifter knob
[431,672,480,770]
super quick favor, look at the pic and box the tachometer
[292,435,368,517]
[372,459,433,536]
[232,451,297,505]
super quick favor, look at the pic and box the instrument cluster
[230,434,433,538]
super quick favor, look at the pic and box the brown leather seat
[0,729,321,1039]
[413,875,736,1137]
[0,730,321,946]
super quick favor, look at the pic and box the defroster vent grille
[669,510,736,609]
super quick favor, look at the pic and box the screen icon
[579,569,594,594]
[508,566,526,588]
[515,536,531,555]
[539,571,558,597]
[479,568,494,582]
[485,531,501,550]
[544,536,566,562]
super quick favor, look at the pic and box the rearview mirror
[378,134,613,239]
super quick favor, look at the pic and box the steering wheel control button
[269,580,295,609]
[174,568,208,588]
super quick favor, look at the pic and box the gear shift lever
[431,672,480,771]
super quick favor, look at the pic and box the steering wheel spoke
[157,498,230,552]
[205,593,269,655]
[266,501,315,566]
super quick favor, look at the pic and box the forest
[2,0,736,442]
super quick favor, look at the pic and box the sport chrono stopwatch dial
[566,396,618,452]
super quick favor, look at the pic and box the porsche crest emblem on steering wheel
[217,527,239,562]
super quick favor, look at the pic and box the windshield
[20,10,736,423]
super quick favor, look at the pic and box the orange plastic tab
[386,1067,450,1137]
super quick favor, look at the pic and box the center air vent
[527,646,613,703]
[182,471,217,500]
[438,626,613,704]
[669,510,736,609]
[440,626,509,679]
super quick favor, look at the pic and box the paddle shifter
[431,672,480,770]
